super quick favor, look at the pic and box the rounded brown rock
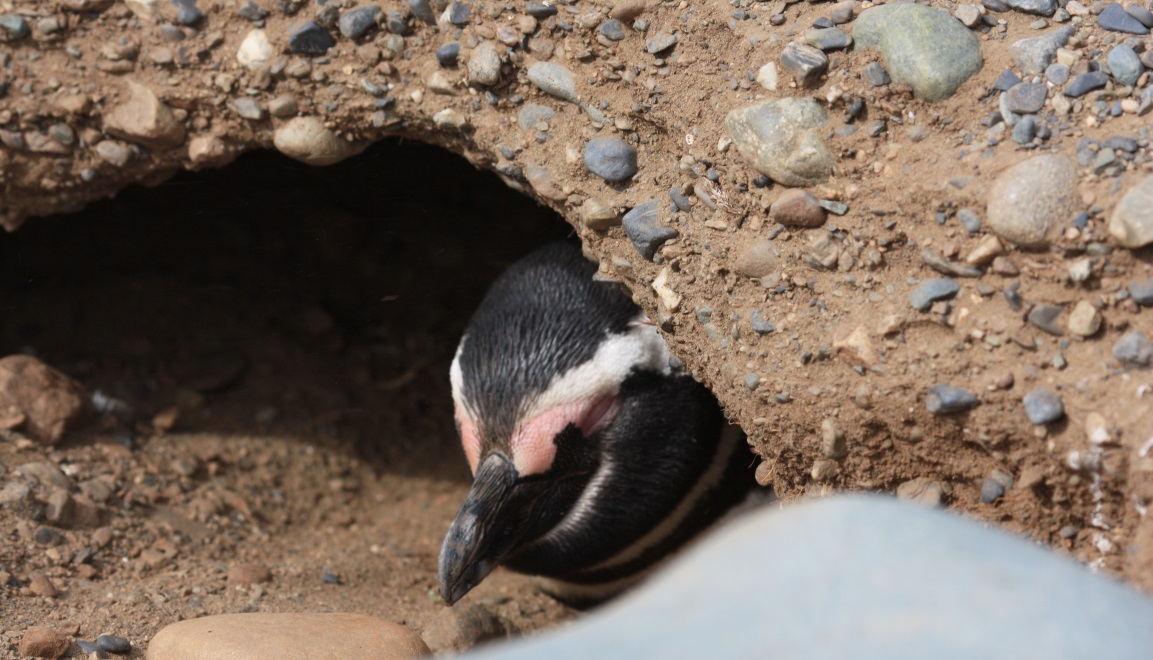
[769,189,826,227]
[19,626,70,659]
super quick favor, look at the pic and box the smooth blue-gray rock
[804,27,852,51]
[96,635,132,654]
[338,6,380,38]
[926,384,981,414]
[1011,26,1074,75]
[288,21,336,55]
[525,1,557,18]
[725,98,834,187]
[986,154,1079,248]
[1027,304,1064,335]
[583,137,637,183]
[853,3,983,102]
[622,200,677,261]
[1127,4,1153,27]
[448,1,470,25]
[1129,278,1153,305]
[172,0,202,25]
[516,104,555,130]
[599,18,625,40]
[1006,0,1056,16]
[1045,62,1070,85]
[0,14,30,39]
[1064,71,1109,98]
[980,476,1006,503]
[1113,330,1153,366]
[909,278,960,311]
[992,68,1022,92]
[863,61,890,85]
[1107,45,1144,86]
[780,42,829,86]
[1011,115,1037,144]
[1098,2,1149,34]
[527,62,578,104]
[1023,388,1064,424]
[750,310,775,335]
[408,0,435,23]
[1109,175,1153,248]
[956,208,981,233]
[436,42,460,67]
[1004,82,1047,114]
[646,32,677,53]
[470,496,1153,660]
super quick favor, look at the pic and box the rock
[288,20,335,55]
[896,477,944,507]
[96,635,133,654]
[433,108,467,129]
[517,104,555,131]
[95,140,132,167]
[29,573,58,598]
[267,95,298,118]
[527,61,578,104]
[652,268,681,311]
[863,61,890,86]
[811,459,838,481]
[0,355,90,445]
[610,0,647,22]
[1109,176,1153,248]
[103,80,186,150]
[954,3,982,25]
[755,61,778,90]
[779,42,829,86]
[1004,82,1047,114]
[986,154,1078,248]
[1006,0,1056,16]
[467,41,502,86]
[188,135,236,169]
[926,384,981,414]
[45,490,103,528]
[1128,4,1153,27]
[733,240,780,278]
[980,476,1006,503]
[965,235,1003,265]
[1098,2,1149,34]
[338,5,380,38]
[1012,26,1074,75]
[805,27,852,51]
[622,199,676,261]
[0,14,30,39]
[232,97,264,121]
[646,31,677,54]
[600,19,625,40]
[725,97,833,187]
[1023,388,1064,424]
[583,136,637,183]
[236,29,274,70]
[409,0,435,23]
[145,613,429,659]
[1129,278,1153,306]
[1113,330,1152,366]
[1064,71,1108,98]
[228,562,273,587]
[525,166,567,202]
[526,1,557,18]
[1066,301,1101,336]
[1107,45,1143,86]
[909,278,959,311]
[770,189,826,227]
[436,42,460,66]
[19,627,70,659]
[273,116,366,166]
[423,603,510,652]
[581,197,620,230]
[852,3,983,102]
[1027,304,1064,335]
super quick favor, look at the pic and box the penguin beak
[438,452,533,605]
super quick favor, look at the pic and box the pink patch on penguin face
[510,396,619,477]
[455,406,482,474]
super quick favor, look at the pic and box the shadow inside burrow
[0,138,573,481]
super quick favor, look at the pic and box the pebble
[600,19,625,41]
[237,0,267,21]
[29,573,58,598]
[1045,62,1069,85]
[1109,175,1153,248]
[853,3,983,101]
[96,634,132,654]
[1066,300,1101,336]
[435,42,460,67]
[966,235,1003,265]
[804,27,852,51]
[146,613,430,659]
[423,603,510,652]
[955,4,982,26]
[1027,304,1064,335]
[338,6,380,38]
[273,116,366,166]
[227,562,273,586]
[581,197,620,230]
[408,0,435,23]
[1012,26,1074,75]
[103,80,186,150]
[820,419,847,458]
[433,108,467,128]
[646,32,677,54]
[1064,71,1108,98]
[779,42,829,86]
[909,278,960,311]
[980,475,1006,503]
[95,140,132,167]
[985,154,1078,248]
[1004,82,1047,114]
[467,41,502,86]
[0,14,30,39]
[517,103,554,130]
[1128,4,1153,27]
[1012,115,1037,144]
[1107,45,1143,86]
[18,627,70,659]
[236,29,274,70]
[1097,2,1149,34]
[267,95,298,118]
[749,310,776,336]
[744,373,761,391]
[1129,278,1153,306]
[1112,330,1153,366]
[527,61,578,104]
[926,384,981,414]
[0,355,90,445]
[583,136,637,183]
[755,62,778,90]
[1006,0,1056,16]
[725,97,833,186]
[623,200,676,260]
[770,189,826,227]
[610,0,647,22]
[288,20,335,55]
[896,477,944,507]
[525,1,557,19]
[448,1,470,25]
[864,62,891,86]
[733,240,780,278]
[232,97,263,120]
[1023,388,1064,424]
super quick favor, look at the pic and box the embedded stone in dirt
[273,116,367,167]
[622,199,676,260]
[985,154,1079,248]
[19,626,70,658]
[1113,330,1153,367]
[145,613,430,659]
[925,384,981,415]
[583,136,638,183]
[103,80,187,150]
[733,240,780,279]
[423,603,513,652]
[725,97,833,186]
[1109,175,1153,248]
[0,355,91,445]
[770,189,826,227]
[227,562,273,587]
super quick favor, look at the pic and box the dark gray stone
[172,0,202,25]
[338,6,380,38]
[750,310,775,335]
[780,42,829,86]
[583,137,638,183]
[526,1,557,18]
[600,19,625,41]
[96,635,132,654]
[992,68,1022,92]
[409,0,436,24]
[668,186,691,212]
[1064,71,1109,98]
[1127,4,1153,27]
[1045,62,1069,85]
[1113,330,1153,366]
[1104,136,1139,153]
[237,0,268,21]
[1023,388,1064,424]
[623,200,677,261]
[1005,82,1047,114]
[1106,44,1143,86]
[1098,3,1149,34]
[864,61,890,86]
[909,278,960,311]
[1012,115,1037,144]
[1129,278,1153,305]
[288,21,336,55]
[0,15,30,39]
[646,32,677,54]
[1012,26,1075,75]
[448,1,471,25]
[956,208,981,234]
[436,42,460,67]
[926,384,981,414]
[980,476,1006,503]
[386,9,408,34]
[804,27,852,51]
[1006,0,1056,16]
[1027,304,1064,335]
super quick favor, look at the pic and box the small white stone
[237,30,275,70]
[755,61,778,91]
[652,267,681,312]
[433,108,468,128]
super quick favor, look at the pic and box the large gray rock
[1012,26,1075,75]
[1109,175,1153,248]
[470,497,1153,659]
[986,154,1079,248]
[853,3,983,102]
[725,98,833,186]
